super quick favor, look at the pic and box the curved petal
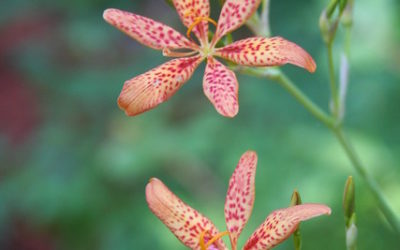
[213,0,262,44]
[225,151,257,248]
[203,57,239,117]
[243,204,331,250]
[172,0,210,43]
[146,178,228,250]
[103,8,197,50]
[215,36,317,73]
[118,56,203,116]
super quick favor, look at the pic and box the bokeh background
[1,0,399,249]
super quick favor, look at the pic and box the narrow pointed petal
[203,57,239,117]
[224,151,257,248]
[146,178,228,250]
[215,37,317,73]
[118,56,203,116]
[172,0,210,43]
[213,0,262,43]
[103,8,197,50]
[243,204,331,250]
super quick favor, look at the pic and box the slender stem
[327,43,340,118]
[241,0,400,236]
[333,128,400,235]
[260,0,271,37]
[326,0,339,17]
[278,73,400,235]
[238,67,400,235]
[274,73,336,128]
[246,0,270,37]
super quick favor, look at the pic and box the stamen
[162,48,198,58]
[186,16,217,39]
[205,231,230,249]
[199,230,230,250]
[199,230,208,250]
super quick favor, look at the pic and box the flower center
[199,230,230,250]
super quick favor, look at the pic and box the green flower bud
[290,189,302,206]
[290,189,302,250]
[319,10,338,44]
[343,176,355,227]
[341,0,354,28]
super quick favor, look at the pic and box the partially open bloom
[104,0,316,117]
[146,151,331,250]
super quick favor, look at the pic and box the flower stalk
[238,0,400,236]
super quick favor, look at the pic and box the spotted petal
[118,56,203,116]
[103,8,197,50]
[203,57,239,117]
[213,0,262,43]
[225,151,257,248]
[215,36,317,73]
[172,0,210,43]
[146,178,228,250]
[243,204,331,250]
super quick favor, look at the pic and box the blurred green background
[1,0,399,249]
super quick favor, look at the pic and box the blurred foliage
[0,0,399,249]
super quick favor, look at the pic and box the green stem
[326,0,339,17]
[333,128,400,235]
[246,0,270,37]
[274,73,336,128]
[278,73,400,235]
[238,67,400,235]
[278,72,400,235]
[327,43,340,118]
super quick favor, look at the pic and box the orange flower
[104,0,316,117]
[146,151,331,250]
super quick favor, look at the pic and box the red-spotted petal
[215,36,317,73]
[213,0,262,43]
[103,8,197,50]
[146,178,228,250]
[243,204,331,250]
[118,56,203,116]
[172,0,210,43]
[224,151,257,248]
[203,57,239,117]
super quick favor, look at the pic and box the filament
[186,16,217,39]
[199,230,230,250]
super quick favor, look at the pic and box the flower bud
[341,0,354,28]
[290,189,302,250]
[343,176,355,227]
[290,189,302,206]
[319,10,338,44]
